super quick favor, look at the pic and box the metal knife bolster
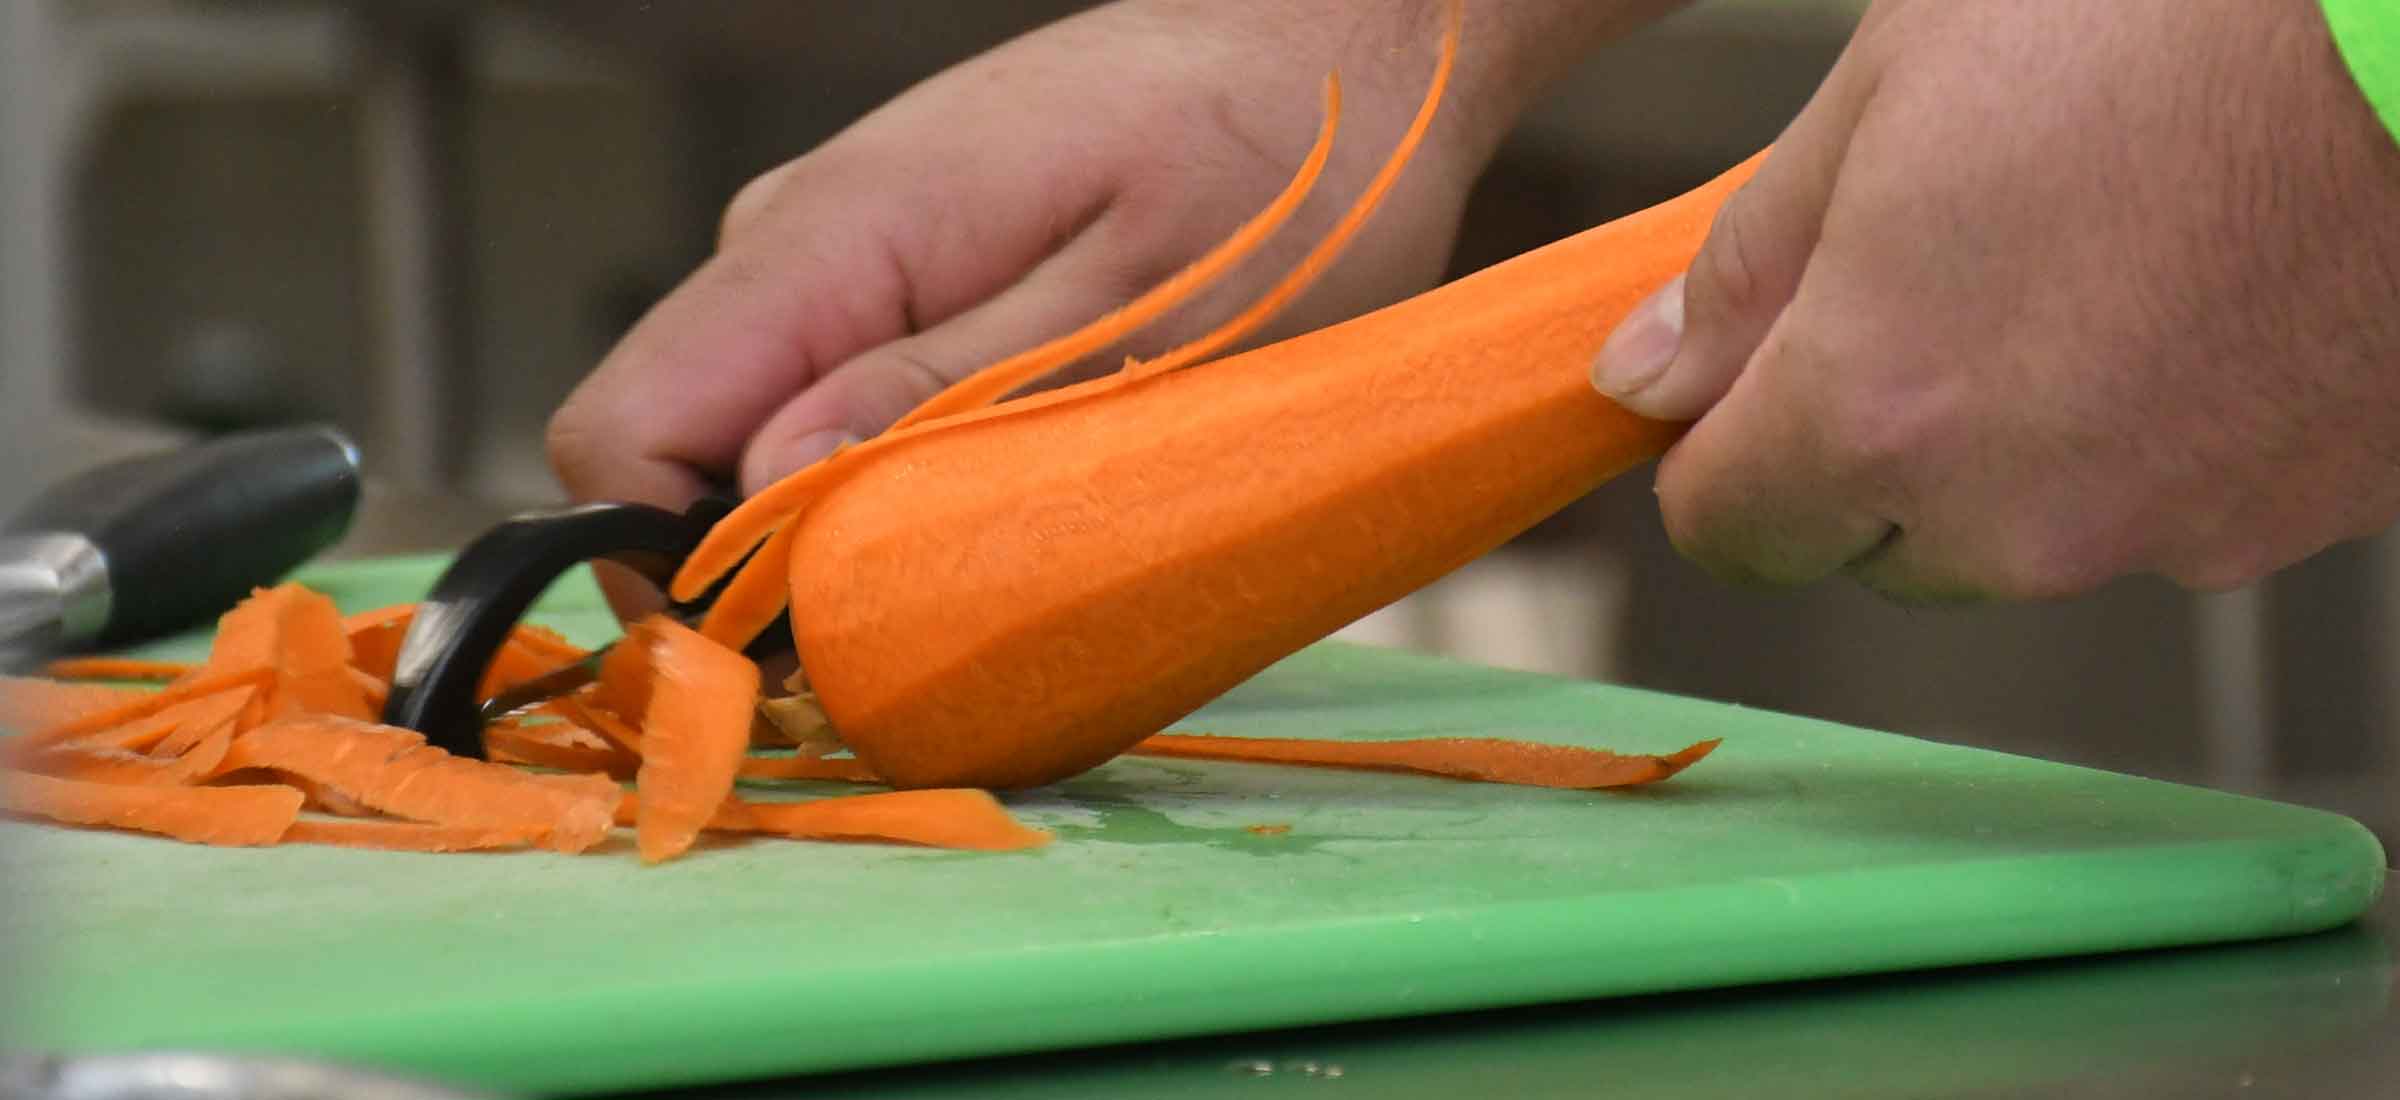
[0,532,110,656]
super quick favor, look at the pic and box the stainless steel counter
[636,882,2394,1100]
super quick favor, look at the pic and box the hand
[1593,0,2400,602]
[550,0,1658,615]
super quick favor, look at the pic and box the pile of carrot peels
[0,584,1715,863]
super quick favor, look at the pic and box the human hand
[1593,0,2400,602]
[550,0,1661,615]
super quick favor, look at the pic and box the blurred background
[0,0,2389,840]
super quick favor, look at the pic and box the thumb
[1589,30,1881,422]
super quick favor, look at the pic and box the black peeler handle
[378,497,789,758]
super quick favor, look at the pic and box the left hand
[1592,0,2400,602]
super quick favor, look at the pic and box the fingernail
[744,429,863,496]
[789,429,863,465]
[1592,273,1687,401]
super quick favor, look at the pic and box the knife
[0,425,362,665]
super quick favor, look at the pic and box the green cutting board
[0,557,2384,1097]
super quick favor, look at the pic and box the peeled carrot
[1,769,300,846]
[667,2,1760,789]
[613,617,760,864]
[38,657,196,682]
[216,718,619,853]
[1131,734,1722,789]
[195,584,371,721]
[7,668,271,752]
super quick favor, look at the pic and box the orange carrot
[216,717,617,853]
[1131,734,1721,789]
[692,7,1758,787]
[616,617,760,864]
[1,769,300,846]
[38,657,196,682]
[283,818,533,852]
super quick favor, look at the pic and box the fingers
[735,223,1156,493]
[1591,23,1883,422]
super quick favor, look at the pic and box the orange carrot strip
[622,617,760,863]
[694,520,802,650]
[51,685,259,760]
[217,718,617,853]
[283,818,533,852]
[38,657,196,682]
[486,724,639,780]
[1124,1,1459,381]
[1,768,300,846]
[736,755,883,784]
[1130,734,1721,789]
[734,790,1051,851]
[9,668,271,751]
[0,677,147,735]
[347,604,588,694]
[196,584,371,721]
[551,693,646,757]
[886,74,1344,433]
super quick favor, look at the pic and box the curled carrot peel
[619,616,760,864]
[38,657,197,683]
[1,769,300,847]
[886,73,1346,432]
[1131,734,1722,789]
[1124,0,1459,382]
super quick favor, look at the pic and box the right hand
[547,0,1580,616]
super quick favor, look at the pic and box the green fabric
[2325,0,2400,145]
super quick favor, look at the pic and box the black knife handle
[4,425,362,647]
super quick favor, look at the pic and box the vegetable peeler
[0,425,361,665]
[376,495,792,759]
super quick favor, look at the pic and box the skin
[549,0,1673,616]
[1595,0,2400,602]
[555,0,2400,612]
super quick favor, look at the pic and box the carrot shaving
[735,790,1051,851]
[486,723,640,780]
[694,521,802,649]
[9,668,271,751]
[737,754,883,784]
[0,677,148,735]
[1,768,300,846]
[1131,734,1722,789]
[619,616,760,863]
[887,74,1344,432]
[38,657,196,682]
[283,818,532,852]
[1124,0,1459,381]
[216,717,617,853]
